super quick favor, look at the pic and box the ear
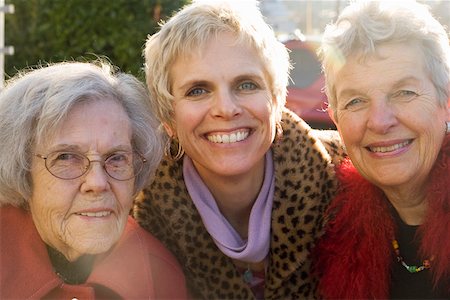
[447,84,450,121]
[327,107,338,126]
[162,122,174,137]
[447,96,450,121]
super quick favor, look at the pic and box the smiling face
[169,31,277,182]
[331,42,450,197]
[30,99,134,261]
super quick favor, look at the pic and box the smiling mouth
[76,211,111,217]
[367,140,412,153]
[207,130,250,144]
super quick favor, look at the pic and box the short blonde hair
[0,61,163,207]
[143,0,290,131]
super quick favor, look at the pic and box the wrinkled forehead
[35,97,128,150]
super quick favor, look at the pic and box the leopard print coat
[133,110,345,299]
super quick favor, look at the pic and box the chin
[71,228,123,255]
[76,237,119,256]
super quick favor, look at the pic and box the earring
[275,122,283,143]
[164,136,184,161]
[446,121,450,135]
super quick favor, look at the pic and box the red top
[0,205,188,299]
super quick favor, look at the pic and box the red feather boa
[314,136,450,299]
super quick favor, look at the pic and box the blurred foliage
[5,0,190,80]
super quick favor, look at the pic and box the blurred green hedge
[5,0,189,80]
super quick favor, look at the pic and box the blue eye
[187,87,208,97]
[56,153,71,160]
[106,152,132,166]
[392,90,418,100]
[55,152,83,162]
[238,82,257,90]
[344,98,362,109]
[401,90,417,96]
[47,152,86,169]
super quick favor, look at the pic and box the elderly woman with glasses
[0,61,187,299]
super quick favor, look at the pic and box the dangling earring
[164,136,184,161]
[275,122,284,143]
[446,121,450,135]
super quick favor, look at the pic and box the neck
[196,161,265,239]
[383,187,428,225]
[46,245,94,284]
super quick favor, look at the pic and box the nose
[80,160,110,194]
[210,89,242,119]
[366,98,398,134]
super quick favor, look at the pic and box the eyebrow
[337,88,361,100]
[233,73,266,83]
[391,76,421,89]
[176,80,209,94]
[45,144,133,154]
[176,72,267,92]
[338,76,422,99]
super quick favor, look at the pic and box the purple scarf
[183,151,274,263]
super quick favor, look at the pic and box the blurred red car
[283,39,335,129]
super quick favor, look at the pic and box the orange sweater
[0,206,187,299]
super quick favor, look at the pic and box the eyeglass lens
[44,151,142,180]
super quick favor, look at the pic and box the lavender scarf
[183,151,275,263]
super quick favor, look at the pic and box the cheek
[29,184,74,246]
[173,104,202,133]
[249,95,276,122]
[336,114,359,141]
[113,182,135,212]
[30,167,68,216]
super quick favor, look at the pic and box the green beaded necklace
[392,239,432,273]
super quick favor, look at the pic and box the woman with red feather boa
[313,1,450,298]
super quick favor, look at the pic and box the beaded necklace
[392,239,431,273]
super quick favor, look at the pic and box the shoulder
[133,157,193,247]
[1,206,35,254]
[125,218,183,270]
[119,218,188,298]
[1,204,28,220]
[268,111,341,286]
[0,206,60,299]
[311,129,346,164]
[134,158,185,214]
[0,205,35,239]
[280,109,346,165]
[275,110,338,171]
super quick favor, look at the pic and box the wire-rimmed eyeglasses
[35,151,147,181]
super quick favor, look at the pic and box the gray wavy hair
[0,61,163,208]
[320,0,450,114]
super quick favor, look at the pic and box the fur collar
[314,136,450,299]
[134,109,343,299]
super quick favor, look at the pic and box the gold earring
[164,136,184,161]
[275,122,283,142]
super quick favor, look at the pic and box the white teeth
[207,130,249,144]
[369,140,411,153]
[78,211,111,217]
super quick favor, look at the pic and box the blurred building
[260,0,343,39]
[260,0,449,40]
